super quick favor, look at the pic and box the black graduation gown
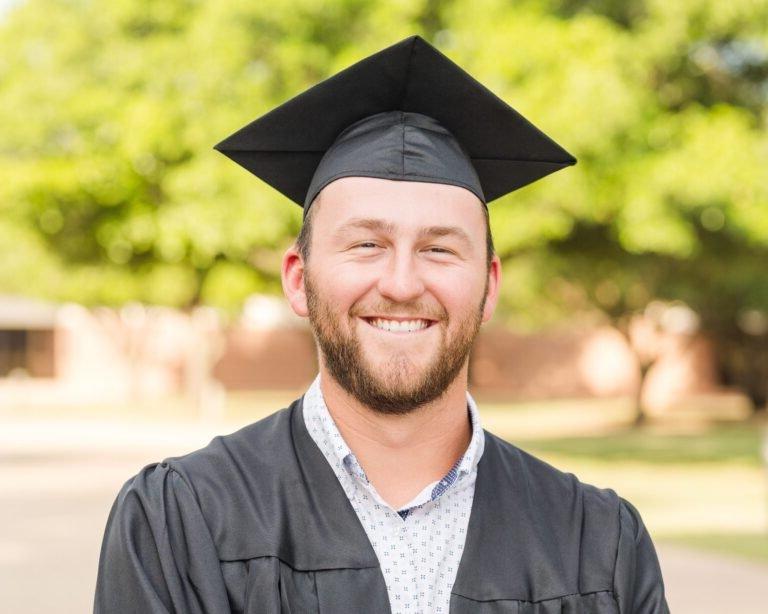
[94,396,669,613]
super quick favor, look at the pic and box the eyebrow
[419,224,473,245]
[333,217,474,246]
[334,218,396,238]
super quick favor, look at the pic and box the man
[95,36,669,613]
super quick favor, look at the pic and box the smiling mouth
[361,317,437,333]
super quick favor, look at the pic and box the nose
[376,248,425,303]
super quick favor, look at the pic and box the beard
[304,270,487,416]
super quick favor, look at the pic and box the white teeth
[370,318,430,332]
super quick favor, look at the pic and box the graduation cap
[214,35,576,218]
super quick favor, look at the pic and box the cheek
[432,272,486,312]
[317,268,373,308]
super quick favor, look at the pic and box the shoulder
[118,404,294,487]
[461,430,662,604]
[482,429,620,515]
[481,430,629,567]
[164,403,296,484]
[158,402,298,511]
[111,402,300,541]
[617,496,650,541]
[614,494,669,611]
[482,429,666,597]
[488,433,651,540]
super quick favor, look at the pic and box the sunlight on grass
[663,532,768,565]
[515,426,762,466]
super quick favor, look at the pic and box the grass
[663,532,768,565]
[515,425,763,466]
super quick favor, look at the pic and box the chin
[368,351,431,375]
[376,366,435,394]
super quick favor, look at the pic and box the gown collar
[291,394,617,604]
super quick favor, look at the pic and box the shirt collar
[303,372,485,490]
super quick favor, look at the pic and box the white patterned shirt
[302,374,485,614]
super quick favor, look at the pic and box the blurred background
[1,0,767,612]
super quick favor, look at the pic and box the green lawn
[664,532,768,565]
[516,424,763,466]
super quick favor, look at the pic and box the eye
[353,241,380,249]
[426,246,453,254]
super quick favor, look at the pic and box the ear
[281,244,309,318]
[481,254,502,324]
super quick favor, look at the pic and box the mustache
[350,301,447,321]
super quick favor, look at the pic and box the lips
[361,316,437,333]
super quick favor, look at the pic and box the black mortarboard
[214,35,576,218]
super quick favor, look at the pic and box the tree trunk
[632,362,652,426]
[716,336,768,414]
[613,315,653,427]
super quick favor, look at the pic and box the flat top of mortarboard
[214,34,576,207]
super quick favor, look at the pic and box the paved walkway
[1,417,765,613]
[658,544,767,614]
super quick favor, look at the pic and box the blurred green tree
[0,0,441,309]
[1,0,767,412]
[444,0,768,416]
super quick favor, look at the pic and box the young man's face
[283,176,501,414]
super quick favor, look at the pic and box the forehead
[312,176,486,233]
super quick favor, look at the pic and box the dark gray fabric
[303,110,486,215]
[94,396,669,613]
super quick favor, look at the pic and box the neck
[318,365,473,509]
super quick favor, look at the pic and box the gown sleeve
[613,497,670,614]
[94,462,232,614]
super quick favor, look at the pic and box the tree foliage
[0,0,442,307]
[441,0,768,405]
[1,1,767,400]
